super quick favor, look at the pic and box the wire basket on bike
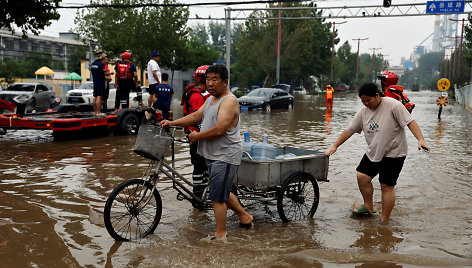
[134,124,173,160]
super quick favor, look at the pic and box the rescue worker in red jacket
[114,51,140,112]
[181,65,210,201]
[378,71,415,113]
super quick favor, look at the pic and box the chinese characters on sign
[426,0,465,13]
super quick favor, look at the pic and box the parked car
[66,82,149,108]
[238,87,294,112]
[292,86,307,95]
[249,85,260,92]
[0,83,55,109]
[271,84,293,94]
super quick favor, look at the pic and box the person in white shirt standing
[325,82,429,221]
[147,51,161,107]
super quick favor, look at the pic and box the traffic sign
[437,78,450,91]
[426,1,465,14]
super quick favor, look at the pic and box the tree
[69,46,87,74]
[232,2,332,88]
[75,0,190,76]
[1,0,61,36]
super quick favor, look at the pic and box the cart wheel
[104,179,162,241]
[277,172,319,222]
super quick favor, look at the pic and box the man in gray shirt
[160,64,253,241]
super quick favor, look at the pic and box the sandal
[350,204,376,216]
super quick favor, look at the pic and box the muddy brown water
[1,91,471,267]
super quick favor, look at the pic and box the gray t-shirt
[347,97,413,162]
[197,94,243,165]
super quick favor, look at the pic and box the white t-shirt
[147,59,161,85]
[347,97,413,162]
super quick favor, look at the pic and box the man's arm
[133,71,139,86]
[160,99,207,128]
[325,129,354,155]
[407,120,430,152]
[189,97,238,142]
[152,70,160,84]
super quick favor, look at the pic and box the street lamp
[352,37,368,86]
[325,21,347,82]
[369,47,381,82]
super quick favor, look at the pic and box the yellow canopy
[34,66,55,76]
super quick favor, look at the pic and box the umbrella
[35,66,55,79]
[65,72,82,88]
[65,72,82,81]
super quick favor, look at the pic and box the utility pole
[369,47,381,82]
[325,21,346,82]
[380,54,389,73]
[449,18,466,77]
[446,36,459,77]
[352,37,368,87]
[225,8,231,85]
[276,2,282,84]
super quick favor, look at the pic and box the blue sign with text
[426,1,465,14]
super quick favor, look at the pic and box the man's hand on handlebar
[159,119,172,128]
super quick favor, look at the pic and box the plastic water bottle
[242,132,255,159]
[251,134,277,160]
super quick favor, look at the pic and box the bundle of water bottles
[241,132,296,160]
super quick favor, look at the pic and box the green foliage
[232,2,332,88]
[0,0,61,36]
[75,0,190,72]
[399,51,443,90]
[69,46,87,74]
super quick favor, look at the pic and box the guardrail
[455,84,472,112]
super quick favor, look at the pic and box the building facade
[0,30,85,71]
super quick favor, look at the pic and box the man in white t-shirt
[147,51,161,107]
[325,82,429,221]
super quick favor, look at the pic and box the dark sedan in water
[238,88,294,111]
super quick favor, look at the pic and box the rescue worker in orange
[377,71,415,113]
[326,84,334,109]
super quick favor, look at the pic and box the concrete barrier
[455,84,472,112]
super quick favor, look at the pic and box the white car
[66,82,149,108]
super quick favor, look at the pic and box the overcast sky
[42,0,469,66]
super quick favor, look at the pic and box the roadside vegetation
[3,1,472,91]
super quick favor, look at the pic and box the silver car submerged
[0,83,55,109]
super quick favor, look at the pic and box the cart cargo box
[236,147,329,190]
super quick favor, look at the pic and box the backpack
[116,61,132,80]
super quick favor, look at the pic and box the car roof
[12,83,42,86]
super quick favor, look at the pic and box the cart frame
[103,124,329,241]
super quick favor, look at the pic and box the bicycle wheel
[277,172,319,222]
[104,179,162,241]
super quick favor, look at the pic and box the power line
[56,0,302,9]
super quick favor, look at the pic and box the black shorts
[149,83,158,95]
[93,87,105,97]
[356,154,406,186]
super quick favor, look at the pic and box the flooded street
[1,90,471,267]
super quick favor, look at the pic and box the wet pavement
[0,90,471,267]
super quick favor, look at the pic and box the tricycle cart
[103,124,329,241]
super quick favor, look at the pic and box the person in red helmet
[377,71,415,113]
[114,51,139,112]
[181,65,210,201]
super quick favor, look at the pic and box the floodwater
[1,90,471,267]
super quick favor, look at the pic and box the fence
[455,84,472,112]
